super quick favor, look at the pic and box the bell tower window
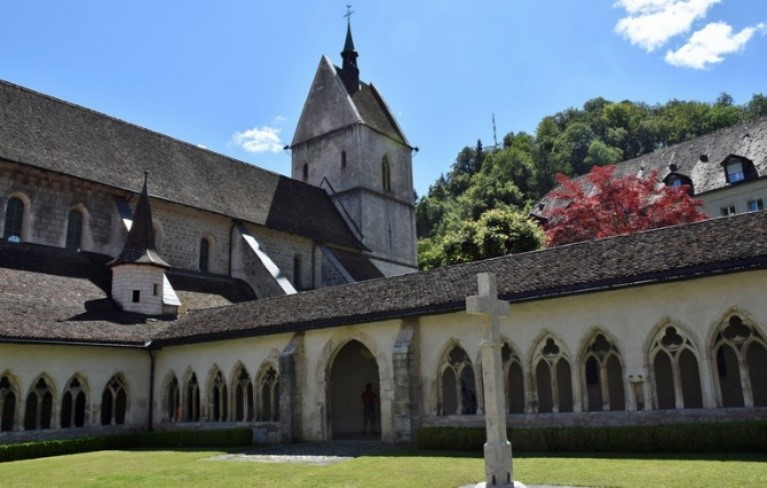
[341,151,347,170]
[302,163,308,181]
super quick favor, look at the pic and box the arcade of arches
[2,312,767,441]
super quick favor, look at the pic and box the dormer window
[722,155,756,184]
[663,172,694,195]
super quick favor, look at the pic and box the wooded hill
[416,93,767,269]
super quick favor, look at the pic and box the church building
[1,23,766,445]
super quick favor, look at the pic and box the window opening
[65,209,83,251]
[720,205,736,217]
[132,290,140,303]
[4,197,24,242]
[199,238,210,272]
[747,199,763,212]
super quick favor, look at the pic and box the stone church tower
[290,20,418,275]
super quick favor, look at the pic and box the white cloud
[665,21,766,69]
[231,126,284,153]
[614,0,720,51]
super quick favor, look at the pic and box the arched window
[61,376,87,428]
[101,375,127,425]
[165,375,180,422]
[24,377,54,430]
[649,325,702,410]
[502,343,525,414]
[713,314,767,408]
[341,150,347,169]
[532,336,573,413]
[302,163,308,181]
[438,345,477,415]
[381,156,391,191]
[257,365,279,421]
[65,209,84,251]
[4,196,25,243]
[292,255,301,290]
[209,369,227,422]
[232,366,253,422]
[199,238,210,272]
[1,375,18,432]
[582,333,625,411]
[184,373,200,422]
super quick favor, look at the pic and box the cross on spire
[344,4,354,23]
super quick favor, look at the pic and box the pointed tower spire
[340,5,360,94]
[110,171,169,268]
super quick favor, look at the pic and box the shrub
[416,422,767,453]
[0,428,252,463]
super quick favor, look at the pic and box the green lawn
[1,449,766,487]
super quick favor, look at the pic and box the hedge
[416,421,767,453]
[0,428,252,463]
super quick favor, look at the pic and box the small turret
[109,172,176,316]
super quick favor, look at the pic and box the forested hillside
[416,93,767,269]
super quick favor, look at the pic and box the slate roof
[154,211,767,346]
[535,116,767,216]
[0,242,165,346]
[0,79,363,249]
[347,81,406,145]
[0,242,257,346]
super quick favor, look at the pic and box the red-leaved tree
[545,165,708,246]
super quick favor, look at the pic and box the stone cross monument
[466,272,520,488]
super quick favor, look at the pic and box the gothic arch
[0,370,22,432]
[499,336,525,414]
[710,309,767,408]
[60,373,89,428]
[198,235,214,272]
[229,361,253,422]
[577,328,626,412]
[100,373,129,426]
[160,371,180,422]
[646,320,703,410]
[24,373,57,430]
[255,360,279,421]
[435,340,477,416]
[181,367,200,422]
[206,364,228,422]
[530,331,574,413]
[381,155,392,191]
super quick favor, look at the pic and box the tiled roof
[536,116,767,216]
[166,269,256,313]
[0,80,363,249]
[349,81,406,144]
[154,211,767,345]
[328,247,384,282]
[0,242,166,346]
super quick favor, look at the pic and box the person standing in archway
[361,383,377,436]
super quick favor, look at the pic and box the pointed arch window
[199,238,210,272]
[61,377,87,428]
[438,345,477,415]
[24,377,53,430]
[210,370,228,422]
[65,209,84,251]
[101,375,127,425]
[292,254,302,290]
[713,315,767,408]
[184,373,200,422]
[582,333,625,411]
[233,367,254,422]
[257,366,279,421]
[649,326,702,410]
[381,156,392,191]
[502,343,525,414]
[1,375,18,432]
[532,337,573,413]
[4,196,25,243]
[166,376,180,422]
[302,163,308,181]
[341,150,347,170]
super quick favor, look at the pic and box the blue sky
[1,1,765,197]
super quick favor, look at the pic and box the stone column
[466,272,517,488]
[279,332,305,442]
[392,318,421,444]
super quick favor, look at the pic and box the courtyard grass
[1,449,766,487]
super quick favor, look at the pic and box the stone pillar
[466,273,516,488]
[279,332,305,443]
[392,318,421,444]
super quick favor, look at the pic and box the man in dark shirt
[361,383,377,436]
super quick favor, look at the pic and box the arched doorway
[329,340,380,439]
